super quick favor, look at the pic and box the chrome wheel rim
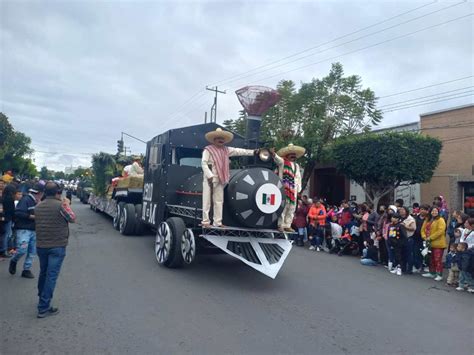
[155,222,171,264]
[181,229,195,264]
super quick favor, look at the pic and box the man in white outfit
[272,144,305,232]
[201,128,257,227]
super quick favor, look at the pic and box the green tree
[224,63,382,189]
[39,166,53,180]
[91,152,116,196]
[332,132,442,208]
[54,171,66,180]
[0,112,37,176]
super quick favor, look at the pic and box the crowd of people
[0,175,76,318]
[291,195,474,292]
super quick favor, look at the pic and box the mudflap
[202,235,292,279]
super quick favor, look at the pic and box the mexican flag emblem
[262,193,276,206]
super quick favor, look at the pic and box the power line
[227,13,473,90]
[382,93,473,112]
[209,1,439,86]
[379,87,474,108]
[220,1,464,87]
[378,76,473,98]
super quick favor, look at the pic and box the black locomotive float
[90,122,293,278]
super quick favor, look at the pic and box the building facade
[419,104,474,215]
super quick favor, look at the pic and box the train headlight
[258,148,271,162]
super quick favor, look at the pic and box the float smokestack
[235,86,281,148]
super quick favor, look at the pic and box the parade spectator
[447,210,461,246]
[445,243,460,287]
[35,182,76,318]
[421,207,447,281]
[433,195,449,221]
[388,213,407,276]
[399,206,416,274]
[412,202,420,215]
[456,242,474,292]
[366,203,379,237]
[338,200,352,228]
[384,205,398,270]
[395,199,404,209]
[412,204,429,273]
[0,182,17,258]
[374,205,387,264]
[459,217,474,249]
[293,200,309,247]
[360,239,378,266]
[453,228,463,243]
[9,183,44,278]
[329,214,343,241]
[308,199,326,252]
[356,204,370,253]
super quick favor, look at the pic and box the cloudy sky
[1,0,473,171]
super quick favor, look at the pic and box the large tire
[113,202,125,230]
[134,204,145,236]
[119,203,136,236]
[155,217,186,268]
[181,228,196,265]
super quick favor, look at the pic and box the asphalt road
[1,199,473,355]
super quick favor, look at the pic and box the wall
[420,105,474,211]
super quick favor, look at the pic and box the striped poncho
[282,160,297,205]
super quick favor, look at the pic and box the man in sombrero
[202,128,258,227]
[272,143,305,233]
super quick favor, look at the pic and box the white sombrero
[277,143,305,158]
[205,128,234,144]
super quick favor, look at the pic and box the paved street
[1,199,473,355]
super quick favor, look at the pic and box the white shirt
[330,222,343,239]
[460,228,474,249]
[402,215,416,237]
[201,147,255,182]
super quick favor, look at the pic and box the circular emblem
[255,183,282,214]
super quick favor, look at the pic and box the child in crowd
[388,213,407,276]
[412,202,420,215]
[360,239,378,266]
[446,243,460,286]
[457,242,474,292]
[454,228,463,244]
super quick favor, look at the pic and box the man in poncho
[273,144,305,233]
[201,128,257,227]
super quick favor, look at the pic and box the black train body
[141,122,285,230]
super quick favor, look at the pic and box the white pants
[202,180,224,225]
[278,203,296,229]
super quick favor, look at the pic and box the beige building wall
[420,105,474,211]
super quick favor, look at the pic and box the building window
[464,183,474,215]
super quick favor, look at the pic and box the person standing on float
[201,128,257,227]
[272,144,305,233]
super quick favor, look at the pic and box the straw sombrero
[277,143,305,158]
[205,128,234,144]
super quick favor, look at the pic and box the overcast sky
[1,0,473,172]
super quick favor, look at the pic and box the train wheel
[166,217,186,268]
[113,202,125,230]
[119,203,136,235]
[134,204,145,236]
[155,222,172,265]
[181,228,196,265]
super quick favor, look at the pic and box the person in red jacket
[308,199,327,252]
[292,199,309,247]
[338,200,353,228]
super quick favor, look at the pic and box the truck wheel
[134,204,145,236]
[120,203,136,236]
[155,217,186,268]
[181,228,196,265]
[113,202,125,230]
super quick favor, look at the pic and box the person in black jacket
[1,182,18,257]
[9,183,44,278]
[456,242,474,292]
[388,213,407,276]
[360,238,378,266]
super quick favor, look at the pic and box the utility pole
[206,86,226,123]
